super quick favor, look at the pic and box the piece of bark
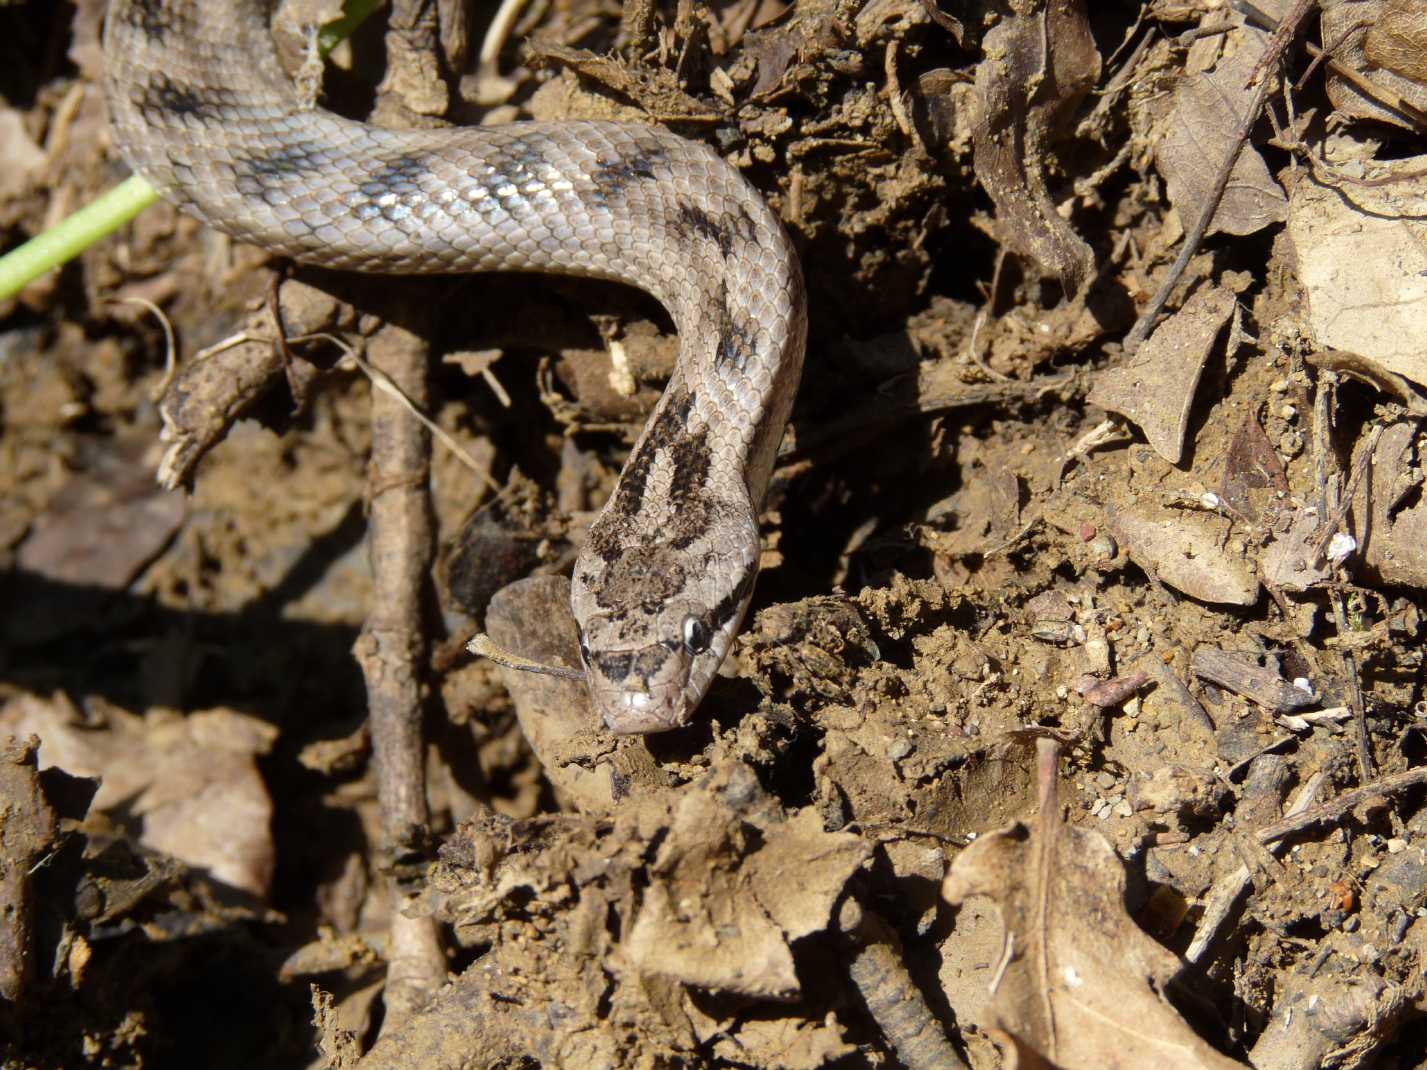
[1190,648,1315,712]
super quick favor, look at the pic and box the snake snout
[593,682,688,735]
[583,645,691,734]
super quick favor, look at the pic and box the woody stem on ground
[349,0,473,1032]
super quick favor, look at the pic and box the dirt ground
[2,0,1426,1067]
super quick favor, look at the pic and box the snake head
[571,534,759,734]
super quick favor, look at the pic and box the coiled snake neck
[104,0,807,732]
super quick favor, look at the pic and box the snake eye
[682,616,710,655]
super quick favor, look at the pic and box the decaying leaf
[941,820,1251,1070]
[1220,408,1288,523]
[1112,508,1259,606]
[972,0,1101,296]
[1089,287,1236,464]
[1288,158,1427,390]
[16,454,186,589]
[621,793,871,997]
[1190,648,1315,712]
[1260,508,1334,592]
[0,693,277,898]
[1323,0,1427,129]
[1355,421,1427,587]
[1154,26,1288,237]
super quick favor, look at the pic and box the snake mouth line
[589,681,690,735]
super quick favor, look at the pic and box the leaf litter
[2,0,1427,1068]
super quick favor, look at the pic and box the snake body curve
[103,0,807,734]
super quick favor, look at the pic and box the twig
[839,898,970,1070]
[468,633,583,681]
[1253,765,1427,846]
[354,0,455,1030]
[1310,374,1375,782]
[1136,652,1215,733]
[1309,423,1383,567]
[353,313,447,1032]
[105,296,178,399]
[1185,771,1327,964]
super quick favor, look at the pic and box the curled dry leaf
[1322,0,1427,129]
[1354,421,1427,587]
[1288,157,1427,390]
[1112,507,1259,606]
[941,820,1250,1070]
[972,0,1101,296]
[1089,286,1236,464]
[1153,26,1287,237]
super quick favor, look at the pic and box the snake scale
[103,0,807,733]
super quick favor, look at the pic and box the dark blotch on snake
[709,564,757,631]
[137,75,231,123]
[234,139,326,182]
[359,154,433,199]
[126,0,173,43]
[591,147,665,197]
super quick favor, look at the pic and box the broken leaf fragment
[1288,157,1427,389]
[972,0,1101,296]
[1089,286,1236,464]
[1112,507,1258,606]
[941,821,1251,1070]
[621,792,870,998]
[1355,421,1427,587]
[0,693,277,898]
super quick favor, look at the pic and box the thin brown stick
[840,898,970,1070]
[353,0,454,1033]
[1254,766,1427,845]
[354,315,447,1031]
[1185,770,1326,964]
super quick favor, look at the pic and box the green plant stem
[0,0,384,303]
[0,175,158,301]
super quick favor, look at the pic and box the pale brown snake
[104,0,807,733]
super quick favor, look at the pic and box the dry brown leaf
[1156,26,1288,237]
[484,576,673,816]
[1220,408,1288,523]
[0,694,277,897]
[972,0,1101,296]
[1154,26,1288,237]
[0,108,45,202]
[1259,509,1334,592]
[620,791,870,997]
[941,821,1251,1070]
[710,1015,856,1069]
[1089,287,1236,464]
[1364,0,1427,80]
[16,455,186,589]
[1323,0,1427,129]
[1288,158,1427,390]
[1113,508,1259,606]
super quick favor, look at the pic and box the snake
[103,0,807,734]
